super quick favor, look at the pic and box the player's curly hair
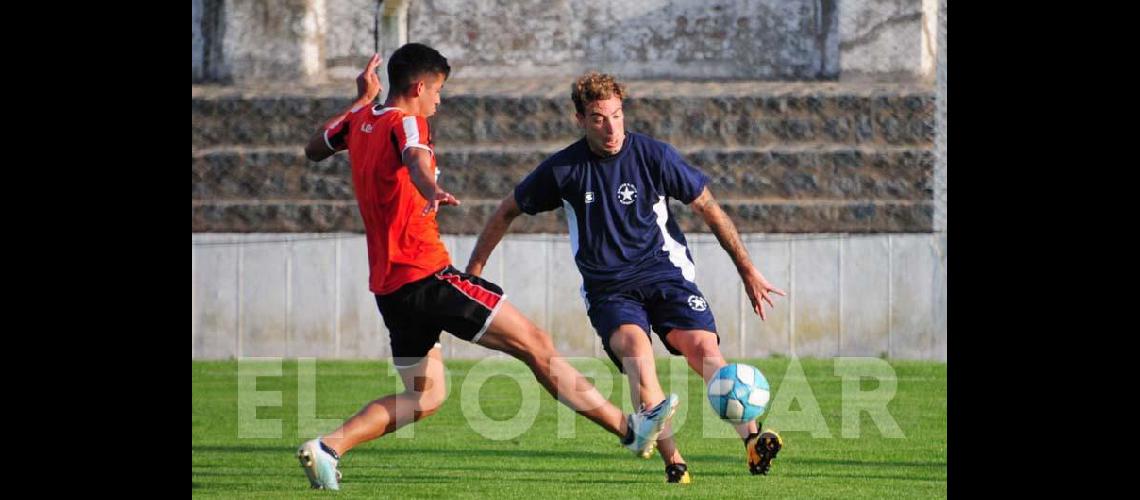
[571,72,627,115]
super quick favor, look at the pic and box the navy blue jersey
[513,132,709,298]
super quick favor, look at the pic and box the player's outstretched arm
[405,147,460,216]
[688,186,786,320]
[304,54,383,161]
[466,193,523,277]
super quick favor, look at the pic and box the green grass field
[193,357,946,498]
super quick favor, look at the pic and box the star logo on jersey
[688,295,708,312]
[617,183,638,205]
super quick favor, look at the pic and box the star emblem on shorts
[688,295,707,311]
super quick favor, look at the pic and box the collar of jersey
[587,132,633,163]
[372,105,401,116]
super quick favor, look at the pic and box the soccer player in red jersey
[293,44,678,491]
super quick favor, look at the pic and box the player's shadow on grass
[682,453,945,469]
[192,444,630,472]
[353,474,638,485]
[427,463,647,477]
[351,474,462,484]
[680,454,945,482]
[193,470,297,477]
[350,445,627,463]
[194,445,624,462]
[794,457,946,468]
[191,446,754,485]
[779,471,946,482]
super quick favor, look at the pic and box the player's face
[577,96,625,157]
[417,73,445,117]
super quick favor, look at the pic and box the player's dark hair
[387,43,451,96]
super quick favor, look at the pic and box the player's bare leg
[320,344,448,456]
[667,328,783,476]
[667,329,758,438]
[476,301,676,458]
[299,345,447,489]
[475,301,627,434]
[609,324,685,466]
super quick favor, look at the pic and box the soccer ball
[707,363,771,424]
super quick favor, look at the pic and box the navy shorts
[375,265,507,367]
[586,277,718,372]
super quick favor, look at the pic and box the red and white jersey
[325,104,451,295]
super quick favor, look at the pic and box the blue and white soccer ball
[707,363,771,424]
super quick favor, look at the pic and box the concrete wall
[192,0,327,84]
[323,0,410,102]
[193,0,938,83]
[934,0,945,231]
[193,233,946,361]
[323,0,377,79]
[838,0,938,83]
[408,0,839,81]
[191,1,947,362]
[193,0,204,81]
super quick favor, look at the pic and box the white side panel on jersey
[652,196,697,282]
[562,199,588,307]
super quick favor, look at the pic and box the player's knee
[403,374,447,418]
[419,395,445,418]
[675,331,719,356]
[691,337,722,359]
[412,406,438,421]
[610,328,651,357]
[680,335,725,376]
[411,388,446,419]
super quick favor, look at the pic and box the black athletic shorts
[375,265,507,367]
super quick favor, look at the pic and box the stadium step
[192,79,934,233]
[192,80,934,149]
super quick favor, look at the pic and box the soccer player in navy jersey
[294,51,678,491]
[466,72,787,483]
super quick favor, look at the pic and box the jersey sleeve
[513,161,562,215]
[392,114,434,159]
[323,113,352,152]
[659,143,709,204]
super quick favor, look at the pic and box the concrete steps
[192,81,934,149]
[192,80,935,233]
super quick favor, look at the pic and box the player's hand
[742,267,786,321]
[422,189,461,216]
[465,262,484,277]
[355,53,383,105]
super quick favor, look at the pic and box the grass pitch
[193,357,946,498]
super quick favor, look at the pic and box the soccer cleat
[296,439,342,490]
[622,393,680,458]
[745,429,783,475]
[665,463,691,484]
